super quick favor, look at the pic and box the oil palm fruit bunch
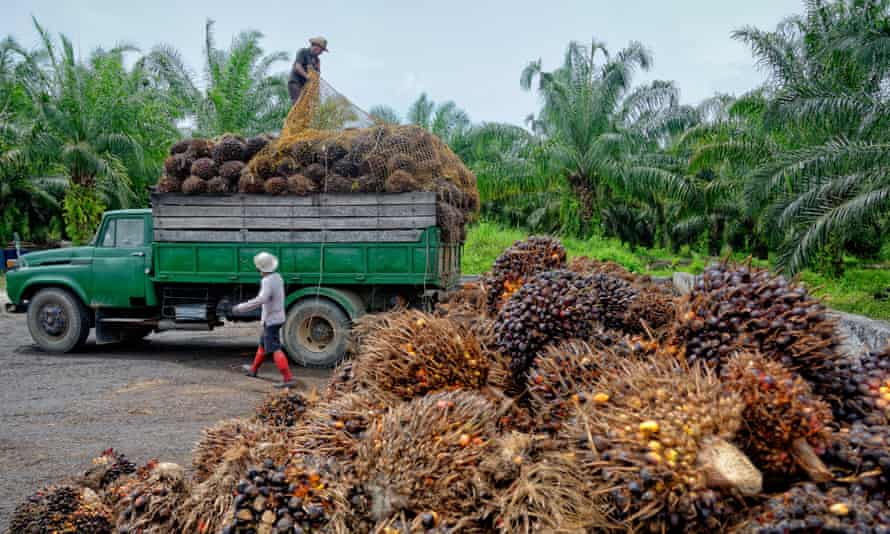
[315,142,348,165]
[207,176,230,194]
[526,337,624,432]
[562,356,761,533]
[219,160,246,182]
[176,437,289,534]
[186,138,214,159]
[822,423,890,491]
[263,176,288,195]
[494,270,599,383]
[254,389,311,427]
[112,462,186,534]
[387,153,417,175]
[251,152,278,179]
[8,485,113,534]
[485,433,603,533]
[331,158,359,178]
[568,256,640,283]
[287,174,316,196]
[244,135,270,160]
[238,171,265,194]
[190,157,217,180]
[86,448,137,489]
[624,283,676,334]
[483,236,567,316]
[436,201,465,243]
[220,458,336,534]
[213,134,247,164]
[156,175,181,193]
[163,153,192,179]
[384,169,419,192]
[170,138,192,155]
[740,482,890,533]
[350,391,498,530]
[290,392,386,472]
[181,175,208,195]
[351,310,488,401]
[588,272,639,330]
[721,352,834,482]
[303,162,327,183]
[292,140,316,166]
[670,262,840,378]
[822,346,890,426]
[192,418,265,483]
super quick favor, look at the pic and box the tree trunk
[567,173,595,235]
[709,218,724,257]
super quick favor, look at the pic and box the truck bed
[149,192,460,288]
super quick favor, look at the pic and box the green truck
[4,192,461,367]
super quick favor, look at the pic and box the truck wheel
[26,288,91,353]
[282,297,351,368]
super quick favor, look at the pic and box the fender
[285,287,366,319]
[19,276,90,307]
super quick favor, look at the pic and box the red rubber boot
[242,346,265,377]
[272,350,297,388]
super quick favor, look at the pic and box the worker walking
[235,252,297,388]
[288,37,328,105]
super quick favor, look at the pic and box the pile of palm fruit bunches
[9,236,890,533]
[155,125,479,243]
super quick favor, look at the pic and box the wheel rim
[39,303,68,337]
[297,315,335,352]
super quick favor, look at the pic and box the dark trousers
[288,80,304,105]
[259,322,283,353]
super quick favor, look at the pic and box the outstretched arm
[234,278,270,313]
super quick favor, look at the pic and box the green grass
[462,221,889,321]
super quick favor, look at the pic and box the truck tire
[282,297,351,368]
[26,288,91,353]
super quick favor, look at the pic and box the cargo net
[243,71,479,242]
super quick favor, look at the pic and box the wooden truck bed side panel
[149,192,460,288]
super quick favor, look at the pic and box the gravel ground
[0,293,331,529]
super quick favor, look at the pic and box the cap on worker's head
[309,36,328,51]
[253,252,279,273]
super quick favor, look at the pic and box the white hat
[253,252,279,273]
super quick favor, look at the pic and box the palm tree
[9,18,180,243]
[520,38,658,233]
[694,0,890,274]
[406,93,471,144]
[369,105,401,125]
[194,20,290,137]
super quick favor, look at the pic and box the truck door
[91,216,150,307]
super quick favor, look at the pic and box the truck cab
[6,210,154,352]
[6,194,460,367]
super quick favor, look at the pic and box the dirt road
[0,299,331,528]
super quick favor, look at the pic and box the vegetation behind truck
[4,192,460,367]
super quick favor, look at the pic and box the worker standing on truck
[288,37,328,105]
[235,252,297,388]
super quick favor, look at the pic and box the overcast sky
[3,0,804,125]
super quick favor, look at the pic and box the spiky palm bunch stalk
[526,338,625,432]
[349,391,499,531]
[350,310,489,401]
[560,356,760,533]
[721,352,834,481]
